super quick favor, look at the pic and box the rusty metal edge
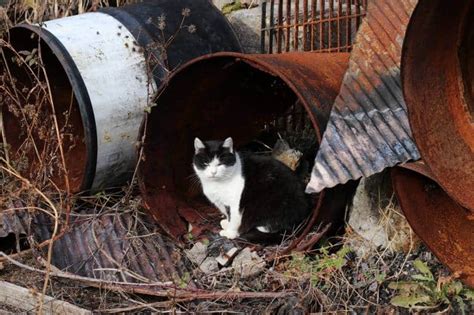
[401,0,474,211]
[392,162,474,288]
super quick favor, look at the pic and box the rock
[185,242,207,265]
[346,171,420,257]
[231,247,266,278]
[216,247,239,266]
[207,236,237,257]
[212,0,234,11]
[199,257,219,274]
[227,7,261,53]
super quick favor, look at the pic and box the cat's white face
[194,156,237,181]
[193,137,238,182]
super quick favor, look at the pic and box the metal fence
[261,0,368,53]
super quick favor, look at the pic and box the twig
[0,251,295,301]
[295,223,331,252]
[269,190,326,260]
[0,163,60,315]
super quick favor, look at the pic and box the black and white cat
[193,137,311,240]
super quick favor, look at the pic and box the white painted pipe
[5,0,242,192]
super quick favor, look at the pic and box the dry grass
[3,0,141,25]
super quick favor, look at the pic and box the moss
[222,1,246,15]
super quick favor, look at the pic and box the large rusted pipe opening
[392,164,474,287]
[140,52,351,241]
[402,0,474,211]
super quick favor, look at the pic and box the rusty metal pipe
[392,162,474,287]
[139,51,352,241]
[401,0,474,211]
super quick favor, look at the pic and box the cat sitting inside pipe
[192,137,311,242]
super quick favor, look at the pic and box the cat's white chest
[202,175,245,213]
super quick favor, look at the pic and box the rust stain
[401,0,474,212]
[307,0,420,193]
[392,162,474,288]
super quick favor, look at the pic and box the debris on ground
[272,138,303,171]
[216,247,239,267]
[0,281,91,315]
[185,242,208,266]
[231,247,266,278]
[0,0,473,313]
[347,172,420,257]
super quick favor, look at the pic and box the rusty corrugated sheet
[0,207,30,239]
[306,0,420,193]
[36,213,190,284]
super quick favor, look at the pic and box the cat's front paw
[219,229,239,239]
[220,219,229,229]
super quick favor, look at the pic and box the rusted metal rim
[139,51,352,241]
[392,162,474,287]
[401,0,474,211]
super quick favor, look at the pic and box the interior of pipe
[460,6,474,121]
[1,28,87,192]
[141,57,322,238]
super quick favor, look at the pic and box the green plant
[286,246,350,286]
[389,259,474,312]
[221,1,245,15]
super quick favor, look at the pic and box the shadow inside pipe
[1,27,88,192]
[141,56,324,240]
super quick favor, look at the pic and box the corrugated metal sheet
[0,206,50,253]
[306,0,420,193]
[0,206,30,239]
[35,212,190,284]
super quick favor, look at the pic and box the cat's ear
[222,137,234,153]
[194,137,205,153]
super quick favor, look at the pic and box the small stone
[231,247,266,278]
[199,257,219,274]
[347,172,420,256]
[185,242,207,265]
[227,7,261,53]
[368,281,378,292]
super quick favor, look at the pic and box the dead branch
[0,280,91,315]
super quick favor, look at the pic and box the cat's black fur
[237,152,311,236]
[194,139,311,242]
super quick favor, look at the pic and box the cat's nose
[210,169,217,176]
